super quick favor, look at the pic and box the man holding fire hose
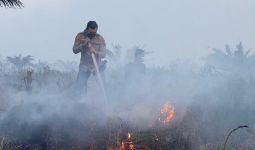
[72,21,107,95]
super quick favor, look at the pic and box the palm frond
[212,48,227,57]
[22,55,33,66]
[0,0,23,8]
[6,54,33,69]
[245,49,252,57]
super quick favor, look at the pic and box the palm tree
[6,54,33,70]
[206,42,254,71]
[202,42,255,83]
[0,0,23,8]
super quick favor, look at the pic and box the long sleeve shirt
[73,30,106,72]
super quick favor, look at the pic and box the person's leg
[92,71,108,103]
[75,70,91,95]
[92,70,106,85]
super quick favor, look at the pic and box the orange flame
[120,141,125,150]
[159,102,175,125]
[128,132,131,139]
[119,132,135,150]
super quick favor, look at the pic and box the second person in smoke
[125,48,146,81]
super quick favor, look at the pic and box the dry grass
[0,52,255,150]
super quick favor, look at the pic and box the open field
[0,43,255,150]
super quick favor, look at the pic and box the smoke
[0,43,255,149]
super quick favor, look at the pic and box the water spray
[91,52,108,105]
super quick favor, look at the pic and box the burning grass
[1,44,255,149]
[0,98,200,150]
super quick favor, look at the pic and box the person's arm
[96,36,107,58]
[87,36,106,58]
[72,34,90,54]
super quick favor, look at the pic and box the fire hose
[89,46,108,105]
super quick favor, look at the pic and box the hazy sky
[0,0,255,66]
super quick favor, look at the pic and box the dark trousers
[74,69,105,96]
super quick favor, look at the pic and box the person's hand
[88,42,97,54]
[81,37,90,44]
[87,42,92,48]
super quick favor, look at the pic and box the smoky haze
[0,42,255,149]
[0,0,255,149]
[0,0,255,66]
